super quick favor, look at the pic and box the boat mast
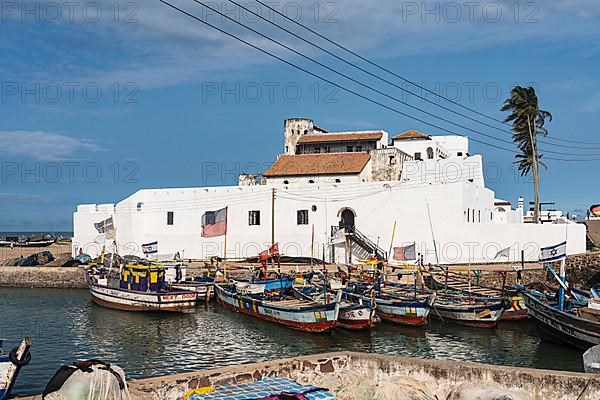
[425,200,440,265]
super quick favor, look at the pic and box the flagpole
[271,189,276,272]
[387,221,397,263]
[310,224,315,268]
[223,207,228,260]
[425,200,439,265]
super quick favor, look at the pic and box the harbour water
[0,288,585,397]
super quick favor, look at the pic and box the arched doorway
[339,208,356,231]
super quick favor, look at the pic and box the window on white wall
[248,210,260,225]
[414,152,422,160]
[297,210,309,225]
[167,211,174,225]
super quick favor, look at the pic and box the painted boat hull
[346,292,431,327]
[497,294,528,321]
[0,337,31,400]
[432,298,505,328]
[431,273,528,322]
[523,292,600,350]
[87,274,198,313]
[171,282,214,302]
[0,239,55,247]
[337,303,380,330]
[215,284,338,333]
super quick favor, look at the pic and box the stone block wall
[126,352,600,400]
[0,266,87,288]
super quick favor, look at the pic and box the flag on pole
[494,246,511,259]
[94,216,115,239]
[142,241,158,258]
[539,241,567,263]
[269,242,279,256]
[258,249,269,264]
[393,243,416,261]
[201,207,228,238]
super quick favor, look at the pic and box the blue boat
[233,274,295,293]
[215,283,340,332]
[0,337,31,400]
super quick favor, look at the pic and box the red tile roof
[263,153,371,177]
[391,130,431,140]
[297,131,383,144]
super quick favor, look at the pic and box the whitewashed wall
[73,172,586,263]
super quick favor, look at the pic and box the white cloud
[0,131,105,161]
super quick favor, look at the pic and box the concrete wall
[0,266,87,288]
[118,352,600,400]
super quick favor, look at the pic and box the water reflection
[0,288,584,396]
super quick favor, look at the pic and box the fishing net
[43,361,131,400]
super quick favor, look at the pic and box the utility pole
[271,188,275,247]
[527,115,541,224]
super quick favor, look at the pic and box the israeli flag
[142,241,158,255]
[539,241,566,263]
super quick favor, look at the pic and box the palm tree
[501,86,552,224]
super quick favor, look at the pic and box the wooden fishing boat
[234,273,295,292]
[345,284,434,327]
[294,286,380,330]
[163,263,215,303]
[0,238,55,248]
[0,337,31,400]
[215,284,340,333]
[171,278,214,303]
[86,263,198,313]
[431,271,527,321]
[523,291,600,349]
[432,293,505,328]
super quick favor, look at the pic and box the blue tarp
[188,377,334,400]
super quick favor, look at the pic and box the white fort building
[73,118,586,264]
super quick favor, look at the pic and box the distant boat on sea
[0,234,56,248]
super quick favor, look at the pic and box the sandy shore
[0,242,72,264]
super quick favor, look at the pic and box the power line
[250,0,600,148]
[157,0,600,162]
[188,0,600,157]
[182,0,600,157]
[186,0,521,150]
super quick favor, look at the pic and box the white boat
[86,264,198,313]
[0,337,31,400]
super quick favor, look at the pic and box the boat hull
[171,282,214,302]
[0,337,31,400]
[431,300,504,328]
[337,304,379,330]
[347,291,430,327]
[215,285,338,333]
[88,283,197,313]
[523,292,600,350]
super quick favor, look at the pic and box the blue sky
[1,0,599,231]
